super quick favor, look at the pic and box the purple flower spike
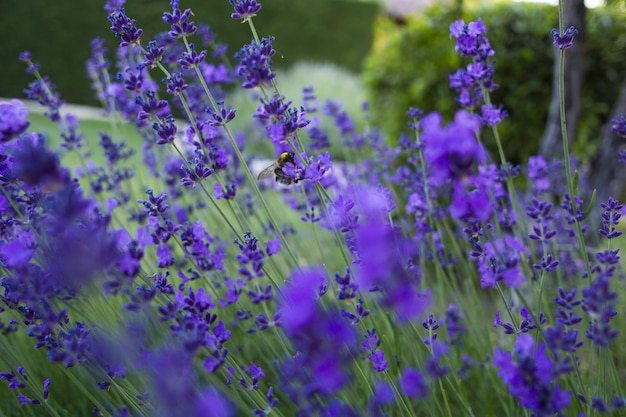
[420,110,485,185]
[43,379,51,400]
[481,103,508,126]
[611,114,626,138]
[599,197,623,240]
[235,37,276,89]
[551,26,578,50]
[399,367,428,398]
[230,0,262,22]
[477,235,529,289]
[494,334,571,415]
[108,8,143,47]
[163,0,197,38]
[449,18,494,61]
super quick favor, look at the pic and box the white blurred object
[378,0,452,17]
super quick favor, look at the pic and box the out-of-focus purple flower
[528,156,551,194]
[43,379,51,400]
[324,195,359,233]
[252,386,279,416]
[99,132,134,166]
[265,235,280,256]
[420,110,485,185]
[4,133,68,188]
[278,268,358,398]
[341,298,369,325]
[156,243,174,268]
[544,321,582,357]
[213,182,236,200]
[142,346,232,417]
[305,151,332,184]
[551,26,578,50]
[493,334,571,415]
[335,267,358,300]
[369,381,395,415]
[422,313,439,346]
[477,235,529,288]
[445,304,466,346]
[104,0,125,14]
[368,351,389,372]
[353,187,430,322]
[0,99,30,142]
[0,239,35,269]
[323,100,364,149]
[59,114,84,151]
[582,274,618,347]
[20,54,63,122]
[18,394,40,406]
[450,181,494,222]
[399,367,429,398]
[0,369,25,389]
[612,114,626,138]
[481,103,508,126]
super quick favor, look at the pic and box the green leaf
[580,189,597,221]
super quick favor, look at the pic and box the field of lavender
[1,1,626,416]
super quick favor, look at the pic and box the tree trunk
[585,79,626,206]
[539,0,587,159]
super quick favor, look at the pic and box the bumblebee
[257,152,299,185]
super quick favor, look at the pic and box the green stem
[555,49,592,281]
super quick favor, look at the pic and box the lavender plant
[1,0,625,416]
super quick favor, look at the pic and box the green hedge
[363,3,626,164]
[0,0,378,106]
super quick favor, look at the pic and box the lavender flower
[163,0,197,38]
[20,53,63,122]
[480,103,508,126]
[230,0,262,22]
[477,235,529,288]
[420,110,485,185]
[494,334,571,415]
[234,37,276,89]
[108,8,143,47]
[278,268,357,401]
[0,99,30,142]
[551,26,579,50]
[399,367,429,398]
[582,273,618,347]
[599,197,623,239]
[353,187,430,322]
[612,114,626,138]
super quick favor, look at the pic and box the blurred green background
[2,0,625,165]
[0,0,379,106]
